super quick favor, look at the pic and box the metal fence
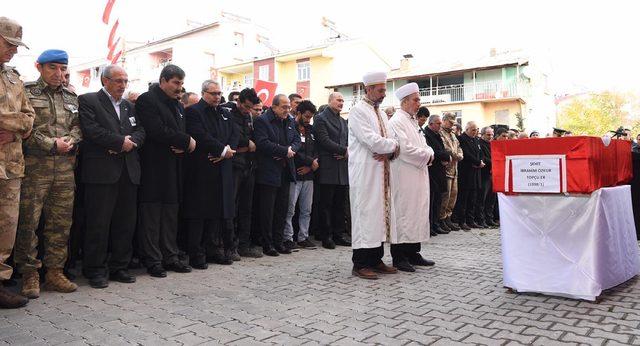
[420,80,521,104]
[341,80,524,113]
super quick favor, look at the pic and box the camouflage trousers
[0,178,21,280]
[14,156,75,273]
[439,176,458,220]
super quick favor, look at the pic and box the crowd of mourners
[5,15,635,309]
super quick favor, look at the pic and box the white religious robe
[348,100,399,249]
[388,109,434,244]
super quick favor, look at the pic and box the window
[297,61,310,81]
[258,65,269,81]
[243,74,253,88]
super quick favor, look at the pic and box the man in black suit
[312,92,350,249]
[454,121,484,229]
[221,88,263,259]
[476,126,497,228]
[78,65,145,288]
[254,94,301,256]
[417,108,437,237]
[417,107,428,137]
[183,80,238,268]
[422,111,452,237]
[136,65,196,277]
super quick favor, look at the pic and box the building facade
[217,39,391,108]
[327,50,556,133]
[70,12,273,95]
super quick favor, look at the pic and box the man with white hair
[78,64,145,288]
[348,71,399,280]
[454,121,484,230]
[384,106,395,120]
[388,83,435,272]
[477,126,497,228]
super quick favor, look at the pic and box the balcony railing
[420,80,521,104]
[341,80,525,113]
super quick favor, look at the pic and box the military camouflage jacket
[0,64,35,179]
[440,127,464,178]
[23,77,81,156]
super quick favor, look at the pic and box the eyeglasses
[204,90,222,96]
[106,77,129,85]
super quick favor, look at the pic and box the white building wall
[71,16,271,96]
[524,74,556,135]
[324,41,390,89]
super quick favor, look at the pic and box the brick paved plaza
[2,230,639,345]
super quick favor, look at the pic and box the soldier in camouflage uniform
[0,17,34,309]
[14,49,81,298]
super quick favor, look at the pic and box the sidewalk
[1,230,639,345]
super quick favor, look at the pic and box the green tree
[557,92,640,136]
[514,112,525,132]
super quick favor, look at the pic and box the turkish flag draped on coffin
[491,136,632,194]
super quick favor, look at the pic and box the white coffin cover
[499,185,640,300]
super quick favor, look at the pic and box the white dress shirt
[103,87,122,120]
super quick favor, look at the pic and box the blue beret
[37,49,68,65]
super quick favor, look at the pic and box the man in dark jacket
[136,65,196,277]
[476,126,497,228]
[78,65,145,288]
[284,100,319,250]
[422,111,452,236]
[454,121,484,229]
[417,107,438,237]
[312,92,351,249]
[254,94,301,256]
[222,88,263,258]
[248,100,264,248]
[183,80,238,268]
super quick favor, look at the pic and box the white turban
[395,82,419,101]
[362,71,387,86]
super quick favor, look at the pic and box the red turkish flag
[107,20,119,49]
[111,50,122,64]
[254,80,278,107]
[79,70,91,88]
[102,0,117,24]
[106,37,120,60]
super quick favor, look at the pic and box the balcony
[420,80,523,104]
[341,80,526,113]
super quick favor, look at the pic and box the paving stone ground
[2,229,639,345]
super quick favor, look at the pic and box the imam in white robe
[348,100,398,249]
[388,108,434,244]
